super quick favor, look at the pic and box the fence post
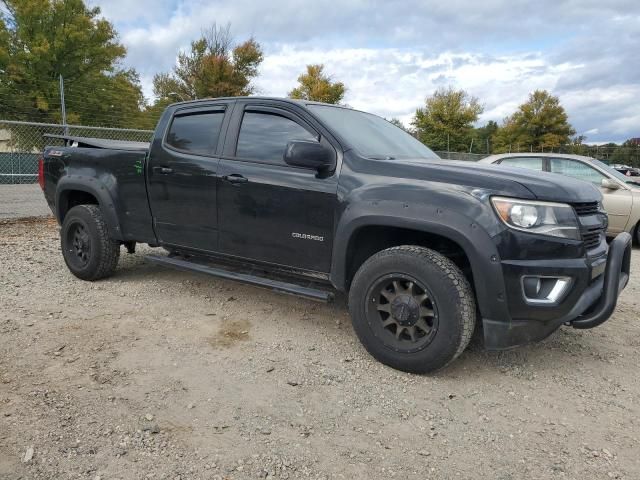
[60,75,68,136]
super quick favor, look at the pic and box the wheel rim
[365,274,439,353]
[65,221,91,268]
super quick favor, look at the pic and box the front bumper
[484,232,632,349]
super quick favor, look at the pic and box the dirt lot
[1,217,640,480]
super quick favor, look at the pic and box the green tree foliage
[288,64,346,104]
[152,24,263,104]
[606,139,640,166]
[0,0,144,128]
[493,90,575,153]
[411,87,483,151]
[470,120,498,153]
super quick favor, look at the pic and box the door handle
[223,174,248,184]
[153,166,174,174]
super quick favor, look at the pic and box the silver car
[479,153,640,241]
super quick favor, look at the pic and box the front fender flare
[330,205,510,323]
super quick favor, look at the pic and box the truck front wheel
[61,205,120,281]
[348,246,476,374]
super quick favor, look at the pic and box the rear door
[147,101,233,251]
[216,101,338,273]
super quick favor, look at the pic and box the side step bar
[144,254,334,303]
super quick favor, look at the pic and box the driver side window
[549,158,606,185]
[235,111,318,165]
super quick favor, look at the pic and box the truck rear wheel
[348,246,476,374]
[61,205,120,281]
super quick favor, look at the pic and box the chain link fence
[434,151,490,161]
[0,120,153,184]
[2,119,639,184]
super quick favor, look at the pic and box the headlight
[491,197,580,240]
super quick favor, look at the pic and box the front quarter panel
[331,160,512,322]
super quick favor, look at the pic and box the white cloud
[90,0,640,143]
[254,47,625,138]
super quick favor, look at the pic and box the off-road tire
[61,205,120,281]
[348,245,476,374]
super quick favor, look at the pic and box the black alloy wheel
[366,274,439,353]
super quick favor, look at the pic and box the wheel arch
[330,214,510,323]
[56,177,123,241]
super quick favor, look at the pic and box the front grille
[572,202,600,216]
[583,227,603,250]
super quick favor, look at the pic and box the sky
[89,0,640,144]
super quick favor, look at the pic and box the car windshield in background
[308,105,439,160]
[593,159,640,187]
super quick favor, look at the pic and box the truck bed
[44,134,150,152]
[42,140,155,244]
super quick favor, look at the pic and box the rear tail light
[37,157,45,190]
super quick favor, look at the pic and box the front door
[217,103,338,273]
[147,102,231,251]
[549,157,632,233]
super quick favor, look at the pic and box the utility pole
[447,133,450,153]
[469,138,474,153]
[59,75,68,135]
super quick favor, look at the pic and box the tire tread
[349,245,476,372]
[62,205,120,281]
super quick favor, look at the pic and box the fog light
[521,276,572,304]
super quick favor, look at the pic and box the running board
[144,254,334,303]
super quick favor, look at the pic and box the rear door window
[498,157,544,171]
[166,110,225,156]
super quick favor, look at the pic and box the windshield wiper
[367,155,396,160]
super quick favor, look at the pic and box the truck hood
[393,159,602,203]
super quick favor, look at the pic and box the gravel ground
[1,217,640,480]
[0,184,51,220]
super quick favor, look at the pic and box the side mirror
[284,140,335,172]
[601,178,620,190]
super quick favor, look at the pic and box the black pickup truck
[39,97,632,373]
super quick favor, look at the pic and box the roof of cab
[166,96,353,110]
[478,152,600,163]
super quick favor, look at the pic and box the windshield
[592,159,640,187]
[308,105,439,160]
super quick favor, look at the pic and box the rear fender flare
[55,176,123,241]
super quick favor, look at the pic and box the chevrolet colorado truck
[39,97,632,373]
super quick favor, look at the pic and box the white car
[479,153,640,241]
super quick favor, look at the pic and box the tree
[152,24,263,103]
[411,87,483,151]
[471,120,498,153]
[288,64,346,104]
[493,90,575,153]
[388,117,408,132]
[0,0,145,129]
